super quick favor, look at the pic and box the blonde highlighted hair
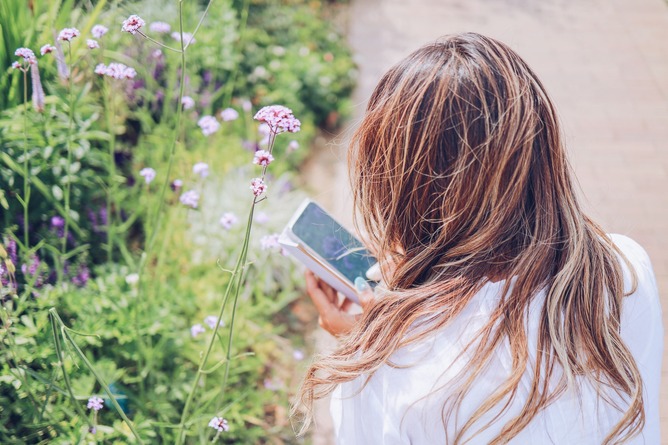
[296,33,642,444]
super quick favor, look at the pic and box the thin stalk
[137,31,182,53]
[62,43,74,257]
[103,83,116,263]
[175,201,255,445]
[22,70,30,250]
[185,0,216,50]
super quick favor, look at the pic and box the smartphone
[279,199,377,304]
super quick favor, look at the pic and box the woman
[296,33,663,444]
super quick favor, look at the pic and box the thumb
[354,276,375,310]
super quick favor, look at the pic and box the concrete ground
[303,0,668,442]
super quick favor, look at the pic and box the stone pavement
[302,0,668,442]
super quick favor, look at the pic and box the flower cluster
[191,315,225,338]
[15,48,36,64]
[57,28,80,42]
[220,108,239,122]
[95,62,137,80]
[149,22,171,34]
[87,39,99,50]
[219,212,238,230]
[180,190,200,209]
[190,324,205,337]
[197,115,220,136]
[91,24,109,39]
[253,105,301,134]
[208,417,229,433]
[87,396,104,411]
[181,96,195,110]
[193,162,209,178]
[40,44,55,56]
[250,178,267,197]
[121,15,145,35]
[140,167,156,185]
[253,150,274,167]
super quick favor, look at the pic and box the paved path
[304,0,668,442]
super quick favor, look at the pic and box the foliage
[0,0,354,442]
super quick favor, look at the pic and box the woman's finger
[354,277,376,311]
[305,270,336,315]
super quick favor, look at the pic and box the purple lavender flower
[51,216,65,237]
[208,417,229,433]
[204,315,223,329]
[40,44,55,56]
[191,324,205,338]
[95,62,137,80]
[15,48,36,64]
[121,15,145,35]
[250,178,267,197]
[149,21,171,33]
[11,61,21,70]
[87,396,104,411]
[91,24,108,39]
[219,212,238,230]
[220,108,239,122]
[181,96,195,110]
[179,190,199,209]
[171,179,183,192]
[197,116,220,136]
[253,150,274,167]
[72,264,90,287]
[87,39,99,49]
[6,239,17,265]
[254,105,301,134]
[192,162,209,178]
[57,28,80,42]
[139,167,156,185]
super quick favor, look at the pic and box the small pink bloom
[197,115,220,136]
[57,28,80,42]
[260,233,281,250]
[250,178,267,197]
[190,324,205,337]
[241,100,252,112]
[208,417,229,432]
[87,396,104,411]
[87,39,99,49]
[181,96,195,110]
[149,22,171,33]
[253,105,301,134]
[171,31,195,45]
[121,15,145,35]
[40,44,56,56]
[192,162,209,178]
[219,212,238,230]
[287,140,299,152]
[180,190,200,208]
[253,150,274,167]
[91,24,109,38]
[220,108,239,122]
[139,167,156,184]
[11,61,20,70]
[15,48,36,64]
[254,211,269,224]
[204,315,224,329]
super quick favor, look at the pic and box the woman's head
[299,33,642,444]
[351,32,571,288]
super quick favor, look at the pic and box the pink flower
[139,167,156,184]
[15,48,36,64]
[91,24,109,38]
[40,44,56,56]
[219,212,238,230]
[57,28,80,42]
[287,140,299,152]
[204,315,223,329]
[121,15,145,35]
[250,178,267,197]
[87,396,104,411]
[208,417,229,433]
[171,179,183,191]
[181,96,195,110]
[190,324,205,337]
[192,162,209,178]
[197,115,220,136]
[95,62,136,80]
[220,108,239,122]
[180,190,200,208]
[171,31,195,45]
[253,150,274,167]
[11,61,20,70]
[253,105,301,134]
[260,233,281,250]
[149,22,171,33]
[241,100,252,112]
[87,39,99,49]
[254,211,269,224]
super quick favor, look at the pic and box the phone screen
[292,202,377,286]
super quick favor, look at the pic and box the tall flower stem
[103,83,116,263]
[176,200,255,445]
[21,70,30,250]
[61,43,74,258]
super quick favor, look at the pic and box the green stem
[49,309,144,444]
[104,83,116,263]
[176,201,255,445]
[62,43,74,258]
[22,71,30,251]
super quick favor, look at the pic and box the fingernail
[354,277,370,292]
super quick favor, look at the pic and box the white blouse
[331,234,663,444]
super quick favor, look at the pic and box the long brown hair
[296,33,642,444]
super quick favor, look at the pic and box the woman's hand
[304,270,374,337]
